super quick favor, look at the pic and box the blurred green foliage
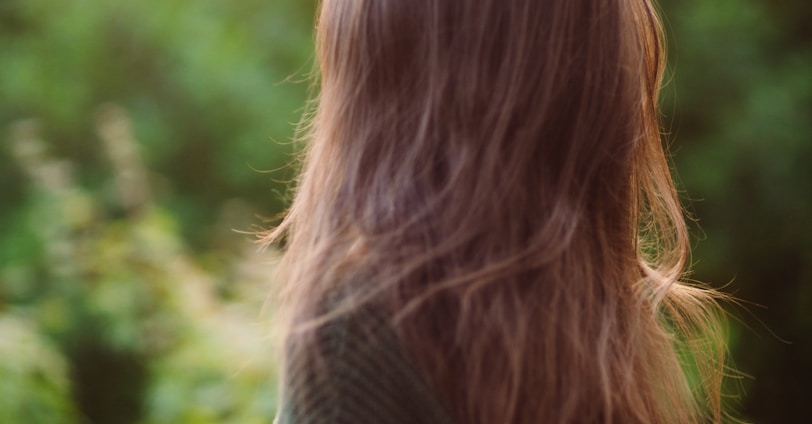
[1,0,310,422]
[2,113,282,424]
[0,0,316,248]
[659,0,812,420]
[0,314,76,423]
[0,0,809,422]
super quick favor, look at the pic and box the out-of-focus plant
[1,0,313,421]
[0,314,77,424]
[0,0,316,249]
[1,107,280,424]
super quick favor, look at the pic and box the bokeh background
[0,0,809,422]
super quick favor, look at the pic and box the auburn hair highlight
[266,0,731,422]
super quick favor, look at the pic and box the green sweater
[276,305,453,424]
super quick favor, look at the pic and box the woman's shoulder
[277,294,453,424]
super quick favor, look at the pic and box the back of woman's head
[270,0,730,422]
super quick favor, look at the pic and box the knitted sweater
[276,304,453,424]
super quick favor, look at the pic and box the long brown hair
[265,0,730,422]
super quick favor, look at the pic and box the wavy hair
[265,0,730,422]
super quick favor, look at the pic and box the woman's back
[268,0,730,422]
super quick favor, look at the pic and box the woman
[266,0,730,422]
